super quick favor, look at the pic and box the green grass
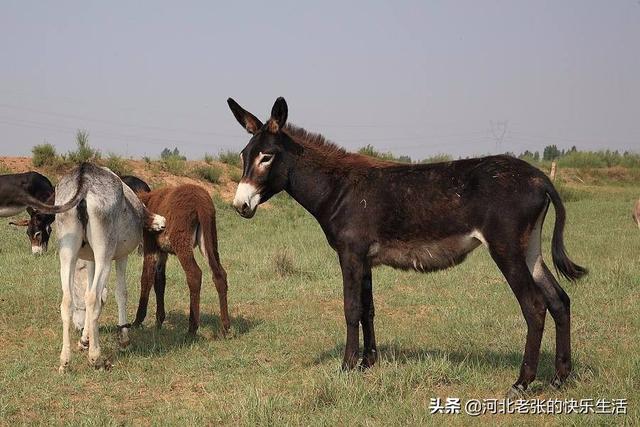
[0,185,638,425]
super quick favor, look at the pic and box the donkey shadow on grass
[95,312,261,358]
[312,342,593,394]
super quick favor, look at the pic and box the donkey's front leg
[338,249,365,371]
[133,252,157,327]
[360,266,377,369]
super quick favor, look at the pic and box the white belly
[78,228,142,262]
[369,233,482,272]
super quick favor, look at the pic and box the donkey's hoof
[77,339,89,351]
[58,364,69,374]
[359,350,378,370]
[131,321,143,329]
[506,384,527,399]
[118,338,130,351]
[550,375,566,390]
[340,359,359,372]
[91,357,111,371]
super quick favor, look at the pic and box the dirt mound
[0,156,239,202]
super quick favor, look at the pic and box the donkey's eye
[260,154,274,164]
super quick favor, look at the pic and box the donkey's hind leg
[115,257,130,349]
[57,227,83,373]
[176,248,203,335]
[526,210,572,388]
[198,227,230,334]
[79,261,95,350]
[84,222,116,368]
[490,245,547,397]
[535,262,571,388]
[85,255,112,368]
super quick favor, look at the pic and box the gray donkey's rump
[55,163,165,373]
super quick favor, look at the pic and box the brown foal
[132,184,230,335]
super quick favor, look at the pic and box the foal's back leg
[489,243,547,397]
[175,247,203,334]
[198,225,230,334]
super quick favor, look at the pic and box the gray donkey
[54,163,165,372]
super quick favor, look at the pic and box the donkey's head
[10,207,54,255]
[227,97,298,218]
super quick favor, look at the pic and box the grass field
[0,182,638,425]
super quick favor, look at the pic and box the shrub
[162,155,187,175]
[204,153,215,164]
[32,143,58,167]
[358,145,394,161]
[0,161,10,174]
[105,153,132,176]
[161,147,186,161]
[272,248,297,277]
[67,130,100,164]
[421,154,453,164]
[218,150,241,167]
[193,165,222,184]
[557,150,640,169]
[543,145,561,161]
[357,144,412,163]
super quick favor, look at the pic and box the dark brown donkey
[227,97,587,396]
[132,184,230,335]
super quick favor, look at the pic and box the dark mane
[282,123,393,167]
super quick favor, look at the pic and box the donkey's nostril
[242,202,249,213]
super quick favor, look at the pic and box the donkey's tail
[196,204,224,273]
[21,163,90,214]
[545,180,588,281]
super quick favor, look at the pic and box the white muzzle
[233,182,261,218]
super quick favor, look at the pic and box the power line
[0,103,239,138]
[0,116,237,148]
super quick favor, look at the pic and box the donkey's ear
[26,207,35,216]
[227,98,263,135]
[9,219,29,227]
[267,97,288,133]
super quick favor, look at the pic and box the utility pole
[490,120,508,153]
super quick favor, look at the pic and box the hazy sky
[1,1,639,161]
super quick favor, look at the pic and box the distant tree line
[357,143,640,169]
